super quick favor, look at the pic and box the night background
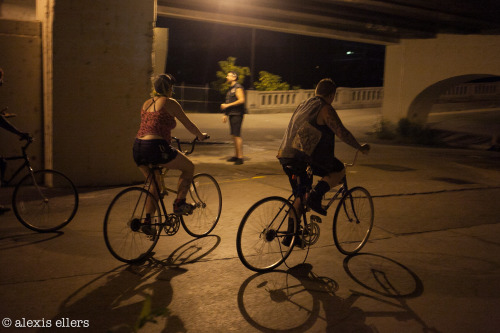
[157,17,386,90]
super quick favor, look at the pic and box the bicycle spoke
[333,187,374,255]
[237,197,298,272]
[13,170,79,232]
[181,173,221,237]
[104,188,161,263]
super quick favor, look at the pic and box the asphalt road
[0,109,499,332]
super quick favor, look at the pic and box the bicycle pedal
[310,215,322,223]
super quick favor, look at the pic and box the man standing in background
[221,71,245,165]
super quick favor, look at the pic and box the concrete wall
[49,0,155,186]
[382,34,500,123]
[0,19,43,176]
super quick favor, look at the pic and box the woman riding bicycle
[133,74,208,220]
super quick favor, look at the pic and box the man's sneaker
[234,158,244,165]
[173,199,195,215]
[307,193,327,216]
[227,156,238,162]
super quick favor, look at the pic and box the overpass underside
[1,0,499,186]
[157,0,500,124]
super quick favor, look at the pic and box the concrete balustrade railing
[439,82,500,101]
[245,87,384,113]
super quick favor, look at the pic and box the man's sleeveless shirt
[277,96,335,166]
[224,83,245,116]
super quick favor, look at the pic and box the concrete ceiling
[157,0,500,45]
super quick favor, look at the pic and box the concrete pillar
[153,27,168,77]
[49,0,155,186]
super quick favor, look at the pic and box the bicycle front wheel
[181,173,221,237]
[103,187,161,263]
[236,196,298,272]
[12,169,79,232]
[333,186,374,255]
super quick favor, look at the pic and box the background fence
[174,82,500,113]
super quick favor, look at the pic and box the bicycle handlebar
[344,144,370,167]
[344,150,360,167]
[171,135,210,155]
[19,135,34,152]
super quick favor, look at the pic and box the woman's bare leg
[160,152,194,200]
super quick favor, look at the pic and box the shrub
[374,118,441,145]
[374,119,396,140]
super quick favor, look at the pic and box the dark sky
[157,17,385,89]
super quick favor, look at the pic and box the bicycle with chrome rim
[103,137,222,264]
[236,149,374,272]
[1,134,79,232]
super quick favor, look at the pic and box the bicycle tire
[236,196,299,272]
[332,186,374,255]
[103,187,161,263]
[181,173,221,237]
[12,169,79,232]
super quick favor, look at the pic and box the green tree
[253,71,290,91]
[212,57,250,95]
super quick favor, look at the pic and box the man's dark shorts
[229,114,243,137]
[133,138,178,166]
[280,157,344,197]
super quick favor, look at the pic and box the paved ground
[0,109,499,332]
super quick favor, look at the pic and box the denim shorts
[133,138,178,166]
[280,158,345,197]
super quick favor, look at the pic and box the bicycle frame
[135,137,206,223]
[1,140,34,186]
[287,149,363,226]
[145,166,170,220]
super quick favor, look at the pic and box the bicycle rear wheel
[12,169,79,232]
[236,196,298,272]
[181,173,221,237]
[103,187,161,263]
[333,186,374,255]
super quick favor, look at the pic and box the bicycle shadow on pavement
[343,253,440,332]
[51,236,220,331]
[237,252,434,332]
[52,263,188,332]
[238,263,374,332]
[0,230,63,251]
[149,234,221,267]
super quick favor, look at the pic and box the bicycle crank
[164,214,180,236]
[302,221,320,246]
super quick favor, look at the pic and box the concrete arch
[407,74,497,123]
[382,34,500,124]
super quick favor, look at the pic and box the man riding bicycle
[277,78,370,245]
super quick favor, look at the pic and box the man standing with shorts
[221,71,245,165]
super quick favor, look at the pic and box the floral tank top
[136,100,176,141]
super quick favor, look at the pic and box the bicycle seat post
[149,164,167,197]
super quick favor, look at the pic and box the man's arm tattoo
[324,110,361,149]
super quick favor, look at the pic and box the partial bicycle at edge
[1,120,79,233]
